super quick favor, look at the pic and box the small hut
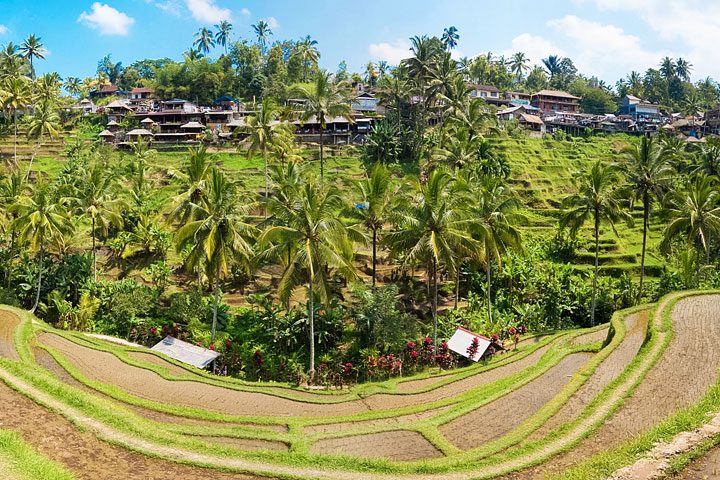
[125,128,154,142]
[98,130,115,143]
[106,120,120,132]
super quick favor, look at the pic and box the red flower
[209,343,215,351]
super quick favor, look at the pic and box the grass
[0,429,75,480]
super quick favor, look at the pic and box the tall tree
[621,136,672,302]
[509,51,529,82]
[175,168,255,343]
[19,34,45,79]
[661,174,720,268]
[252,21,273,55]
[214,21,233,54]
[25,99,60,177]
[292,36,320,83]
[0,76,32,169]
[10,180,72,313]
[193,27,216,55]
[384,169,478,352]
[347,164,397,287]
[260,177,356,379]
[441,26,459,50]
[292,71,352,179]
[561,161,631,326]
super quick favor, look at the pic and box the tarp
[151,336,219,369]
[447,327,491,362]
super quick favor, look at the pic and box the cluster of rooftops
[71,83,718,145]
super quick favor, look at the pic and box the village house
[497,105,545,133]
[351,91,380,113]
[90,84,126,100]
[505,91,531,106]
[619,95,662,125]
[531,90,581,113]
[70,98,96,115]
[470,84,505,106]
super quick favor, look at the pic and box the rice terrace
[2,1,720,479]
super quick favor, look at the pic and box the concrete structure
[531,90,581,113]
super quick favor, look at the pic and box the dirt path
[0,310,20,360]
[672,444,720,479]
[501,294,720,479]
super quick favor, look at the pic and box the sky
[1,0,719,84]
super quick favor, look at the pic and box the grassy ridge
[0,429,75,480]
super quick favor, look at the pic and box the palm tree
[168,145,215,224]
[292,71,352,179]
[469,177,523,319]
[214,21,233,54]
[238,98,290,208]
[193,27,215,55]
[441,26,459,50]
[406,35,442,88]
[621,136,672,302]
[384,169,478,352]
[19,35,45,79]
[183,48,204,62]
[675,57,692,82]
[72,162,124,281]
[365,61,379,87]
[260,177,356,379]
[10,180,72,313]
[292,36,320,83]
[377,74,409,131]
[661,174,720,268]
[347,164,396,287]
[542,55,562,81]
[252,21,273,55]
[560,161,632,326]
[510,52,529,82]
[175,168,255,343]
[64,77,81,97]
[1,76,32,169]
[25,99,60,177]
[0,171,26,286]
[659,57,676,80]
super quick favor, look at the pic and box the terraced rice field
[0,292,718,479]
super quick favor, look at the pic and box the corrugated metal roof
[151,336,219,369]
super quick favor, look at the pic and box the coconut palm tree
[64,77,81,97]
[560,161,632,326]
[469,177,523,319]
[183,48,204,62]
[0,171,27,285]
[621,137,672,302]
[384,169,478,352]
[1,75,32,169]
[441,26,459,50]
[10,180,72,313]
[19,35,45,79]
[238,98,291,208]
[260,177,356,379]
[175,168,255,343]
[193,27,216,55]
[347,164,397,287]
[25,99,60,177]
[214,21,233,54]
[542,55,562,81]
[252,21,273,55]
[659,57,676,80]
[406,35,443,89]
[510,52,529,82]
[675,57,692,82]
[377,74,410,131]
[168,145,215,224]
[292,36,320,83]
[292,71,352,179]
[661,174,720,268]
[71,162,125,281]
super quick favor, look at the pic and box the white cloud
[264,16,279,30]
[589,0,720,79]
[154,1,182,16]
[545,15,666,79]
[368,39,411,65]
[502,33,565,69]
[77,3,135,36]
[0,25,8,35]
[241,8,251,16]
[186,0,231,23]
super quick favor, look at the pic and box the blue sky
[1,0,719,83]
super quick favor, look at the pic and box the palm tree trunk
[371,229,377,287]
[92,216,97,282]
[486,261,493,322]
[638,194,649,304]
[308,280,315,382]
[13,109,18,170]
[319,129,325,179]
[591,212,599,327]
[25,142,40,182]
[211,264,220,344]
[454,260,460,309]
[432,257,438,355]
[30,247,43,314]
[197,264,202,290]
[263,149,269,218]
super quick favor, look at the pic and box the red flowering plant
[436,341,455,369]
[466,337,480,359]
[421,336,435,365]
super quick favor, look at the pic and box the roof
[180,121,205,129]
[296,115,352,125]
[106,100,131,109]
[130,87,155,94]
[214,95,239,104]
[151,336,219,369]
[163,99,190,105]
[356,91,376,99]
[519,113,544,124]
[126,128,153,136]
[106,120,119,126]
[99,84,119,93]
[447,327,491,362]
[140,118,155,124]
[474,84,500,93]
[625,94,641,102]
[98,130,114,137]
[227,118,246,127]
[498,105,524,115]
[533,89,581,100]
